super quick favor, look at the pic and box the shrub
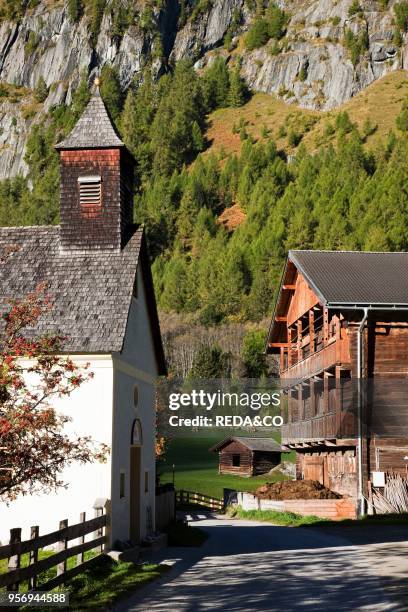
[25,30,39,57]
[34,76,48,103]
[288,130,302,147]
[344,27,369,65]
[395,1,408,31]
[245,18,270,50]
[266,3,288,40]
[335,110,354,133]
[331,15,341,25]
[298,63,308,82]
[67,0,82,23]
[396,97,408,131]
[348,0,362,17]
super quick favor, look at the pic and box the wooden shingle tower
[55,84,134,252]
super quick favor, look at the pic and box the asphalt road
[113,513,408,612]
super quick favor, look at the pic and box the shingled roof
[290,250,408,306]
[0,225,165,366]
[55,89,124,150]
[210,437,282,453]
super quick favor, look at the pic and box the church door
[130,445,141,544]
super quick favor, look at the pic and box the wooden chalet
[267,250,408,513]
[210,437,282,476]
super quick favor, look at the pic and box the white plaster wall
[0,357,113,545]
[110,264,160,545]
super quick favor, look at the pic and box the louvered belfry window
[78,175,102,218]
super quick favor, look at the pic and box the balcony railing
[282,410,357,444]
[281,337,350,381]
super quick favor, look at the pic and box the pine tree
[228,64,247,107]
[242,330,268,378]
[192,121,205,152]
[67,0,82,22]
[34,76,48,103]
[100,65,122,120]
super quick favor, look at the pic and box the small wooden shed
[210,437,283,477]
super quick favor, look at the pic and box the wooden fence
[0,508,108,592]
[176,490,223,511]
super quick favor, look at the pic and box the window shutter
[78,175,102,217]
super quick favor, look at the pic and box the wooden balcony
[281,338,350,381]
[282,410,357,446]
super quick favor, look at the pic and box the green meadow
[158,434,294,499]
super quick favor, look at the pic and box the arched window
[131,418,143,446]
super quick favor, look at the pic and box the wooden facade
[210,438,282,477]
[268,251,408,505]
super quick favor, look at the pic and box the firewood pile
[372,473,408,514]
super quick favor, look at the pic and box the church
[0,85,166,547]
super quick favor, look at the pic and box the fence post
[57,519,68,577]
[29,526,39,590]
[93,498,108,554]
[77,513,86,566]
[7,528,21,592]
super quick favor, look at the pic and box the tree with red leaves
[0,282,109,502]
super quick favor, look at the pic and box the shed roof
[55,89,124,150]
[0,225,165,370]
[290,250,408,307]
[210,437,282,453]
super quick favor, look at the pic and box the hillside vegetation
[0,61,408,373]
[206,70,408,159]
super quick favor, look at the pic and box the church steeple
[55,83,134,252]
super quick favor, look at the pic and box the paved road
[113,513,408,612]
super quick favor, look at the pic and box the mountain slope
[0,0,407,179]
[206,69,408,158]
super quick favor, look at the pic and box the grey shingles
[290,250,408,306]
[210,437,282,452]
[55,89,124,150]
[0,225,143,353]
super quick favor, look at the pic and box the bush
[396,97,408,131]
[394,1,408,32]
[34,76,48,103]
[298,63,308,82]
[348,0,362,17]
[266,3,288,39]
[344,27,369,65]
[245,18,270,50]
[67,0,82,22]
[288,130,303,147]
[335,111,354,134]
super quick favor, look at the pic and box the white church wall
[110,264,160,544]
[0,357,113,546]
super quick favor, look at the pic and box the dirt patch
[218,203,246,231]
[255,480,342,500]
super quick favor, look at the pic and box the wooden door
[303,456,325,485]
[130,446,141,544]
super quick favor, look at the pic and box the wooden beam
[275,316,287,322]
[283,284,296,290]
[268,342,288,348]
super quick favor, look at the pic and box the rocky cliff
[0,0,407,179]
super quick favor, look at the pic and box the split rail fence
[0,508,108,592]
[176,489,223,511]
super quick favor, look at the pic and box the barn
[210,437,283,476]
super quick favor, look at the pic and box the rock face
[0,0,407,178]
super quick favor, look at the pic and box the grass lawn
[228,506,323,527]
[0,550,97,584]
[64,557,168,610]
[228,507,408,528]
[158,435,294,499]
[2,549,167,610]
